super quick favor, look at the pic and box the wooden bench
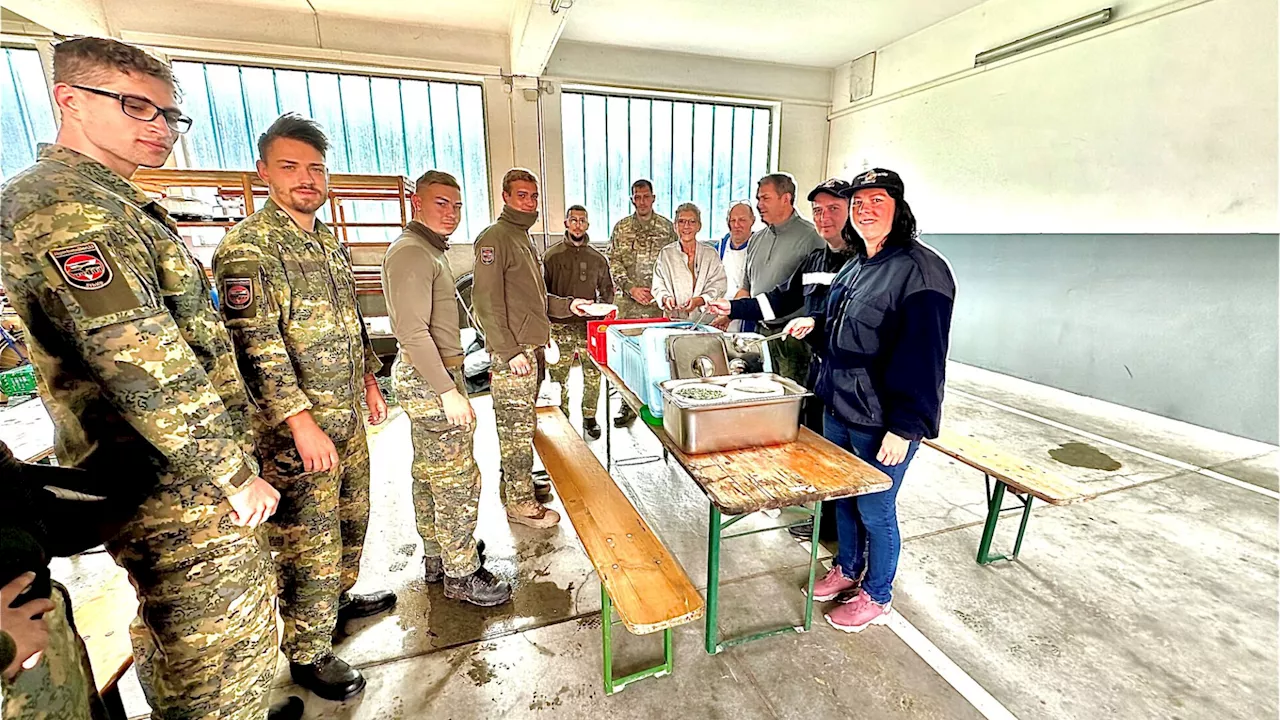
[533,407,704,695]
[74,566,138,719]
[924,428,1097,565]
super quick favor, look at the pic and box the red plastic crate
[586,314,670,366]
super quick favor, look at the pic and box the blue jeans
[823,412,920,605]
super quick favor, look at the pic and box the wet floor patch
[1048,442,1122,471]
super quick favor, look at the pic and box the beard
[286,187,326,214]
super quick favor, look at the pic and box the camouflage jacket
[0,144,259,496]
[212,198,381,441]
[607,212,676,293]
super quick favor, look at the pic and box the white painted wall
[826,0,1278,234]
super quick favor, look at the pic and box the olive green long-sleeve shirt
[471,206,573,364]
[382,221,464,395]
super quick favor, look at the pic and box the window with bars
[171,60,491,242]
[1,47,57,182]
[561,90,772,243]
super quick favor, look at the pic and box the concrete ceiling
[4,0,994,71]
[307,0,517,34]
[110,0,519,36]
[560,0,992,67]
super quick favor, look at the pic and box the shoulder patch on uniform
[223,276,254,311]
[50,242,113,291]
[480,246,495,265]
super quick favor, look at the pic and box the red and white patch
[49,242,113,291]
[480,246,495,265]
[223,277,254,310]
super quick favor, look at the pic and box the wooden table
[594,359,891,653]
[74,566,137,719]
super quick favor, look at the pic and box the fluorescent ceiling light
[975,8,1113,66]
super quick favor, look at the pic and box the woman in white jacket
[651,203,727,320]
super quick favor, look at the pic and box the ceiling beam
[4,0,113,37]
[508,0,570,76]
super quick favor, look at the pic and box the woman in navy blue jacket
[785,168,955,632]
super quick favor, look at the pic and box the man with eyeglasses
[606,178,676,426]
[213,113,393,703]
[0,37,301,720]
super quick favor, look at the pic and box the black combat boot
[337,590,397,624]
[583,417,601,439]
[289,654,365,701]
[533,477,553,503]
[425,539,486,583]
[444,566,513,607]
[268,696,304,720]
[788,520,816,540]
[613,404,637,427]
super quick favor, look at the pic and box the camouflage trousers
[615,294,663,320]
[548,323,600,420]
[490,345,539,509]
[106,472,278,720]
[2,582,105,720]
[767,334,812,389]
[392,356,481,578]
[260,417,371,664]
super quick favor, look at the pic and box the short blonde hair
[502,168,539,194]
[675,202,701,223]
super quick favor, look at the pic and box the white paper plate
[581,303,619,317]
[726,378,785,397]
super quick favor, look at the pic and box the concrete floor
[54,362,1278,719]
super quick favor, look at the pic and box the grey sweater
[744,211,824,326]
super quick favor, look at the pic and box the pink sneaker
[806,566,859,601]
[824,590,891,633]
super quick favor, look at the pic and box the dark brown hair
[258,113,329,161]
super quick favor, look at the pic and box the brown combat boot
[506,500,560,528]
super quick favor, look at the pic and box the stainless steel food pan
[658,373,811,454]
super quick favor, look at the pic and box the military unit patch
[50,242,113,290]
[480,246,495,265]
[223,277,254,310]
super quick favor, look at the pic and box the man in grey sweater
[745,172,825,384]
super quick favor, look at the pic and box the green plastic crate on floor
[0,365,36,396]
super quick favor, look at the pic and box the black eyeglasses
[71,85,193,134]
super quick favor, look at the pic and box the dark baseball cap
[807,177,853,201]
[840,168,905,198]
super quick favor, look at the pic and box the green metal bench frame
[599,585,675,694]
[976,474,1036,565]
[704,500,824,654]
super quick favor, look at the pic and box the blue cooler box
[605,322,716,417]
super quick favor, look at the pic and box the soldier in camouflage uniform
[607,179,676,425]
[2,581,105,720]
[212,114,393,702]
[382,170,511,606]
[0,38,296,720]
[544,205,613,439]
[473,169,591,529]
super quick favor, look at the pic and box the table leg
[601,583,615,695]
[101,683,127,720]
[604,376,613,470]
[803,500,823,631]
[704,503,722,654]
[976,477,1004,564]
